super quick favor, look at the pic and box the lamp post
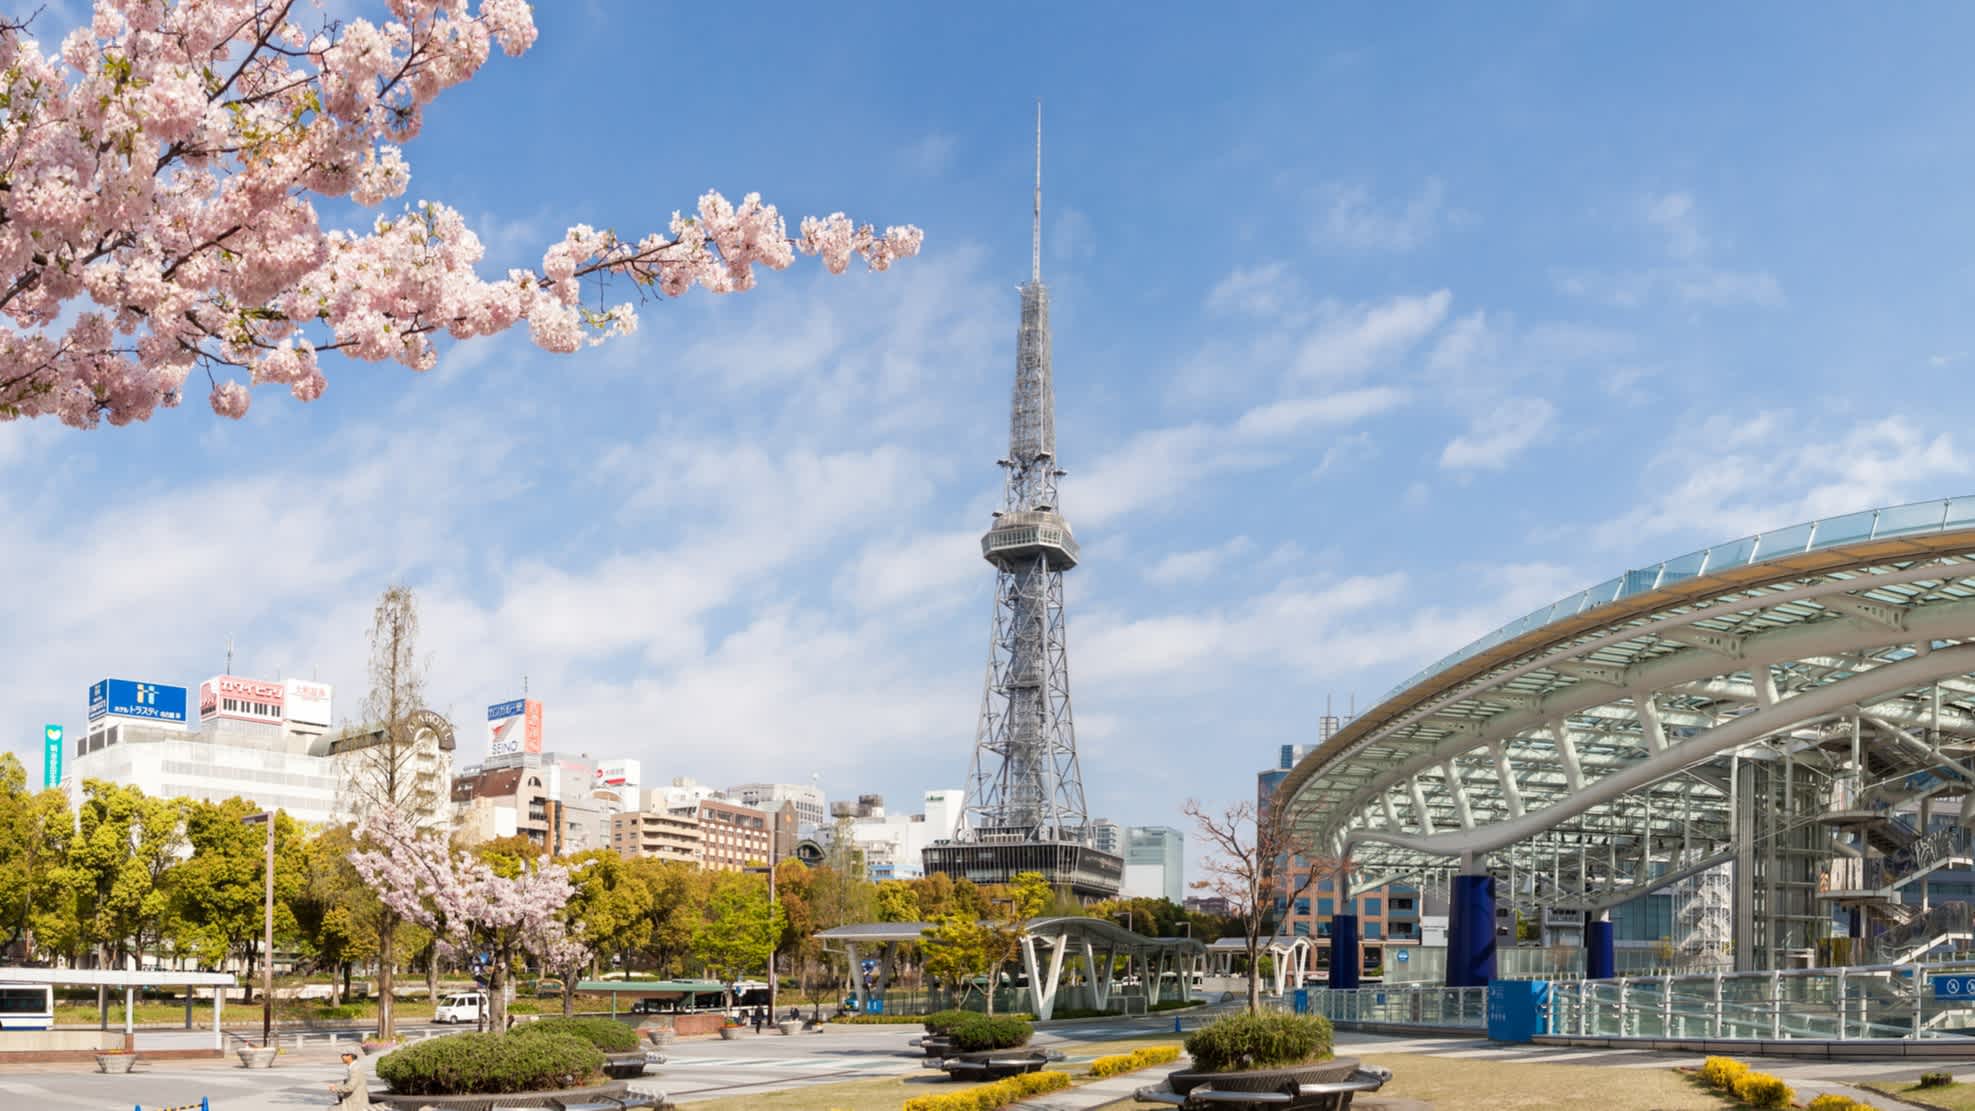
[242,810,275,1048]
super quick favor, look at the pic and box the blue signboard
[41,725,61,788]
[1934,975,1975,1000]
[88,679,187,724]
[1487,980,1551,1043]
[488,698,527,721]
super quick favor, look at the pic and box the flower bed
[1694,1056,1794,1110]
[1088,1045,1181,1078]
[1182,1011,1332,1072]
[902,1069,1069,1111]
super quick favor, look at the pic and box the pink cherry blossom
[0,2,922,429]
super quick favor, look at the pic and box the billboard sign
[282,679,333,727]
[42,725,61,788]
[487,698,544,757]
[88,679,188,725]
[200,675,285,724]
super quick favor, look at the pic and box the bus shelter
[0,967,237,1054]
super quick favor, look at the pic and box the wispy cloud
[1310,179,1449,253]
[1439,397,1557,471]
[1145,536,1252,586]
[1554,190,1784,310]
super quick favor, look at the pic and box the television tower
[924,103,1121,900]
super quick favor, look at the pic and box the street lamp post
[243,811,275,1048]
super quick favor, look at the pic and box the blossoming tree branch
[0,0,923,427]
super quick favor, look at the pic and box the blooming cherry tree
[0,1,922,427]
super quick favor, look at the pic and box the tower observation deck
[923,105,1122,901]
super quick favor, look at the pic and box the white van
[433,992,487,1024]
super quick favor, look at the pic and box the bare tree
[1185,797,1330,1014]
[346,585,433,1042]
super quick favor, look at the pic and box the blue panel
[92,679,187,724]
[1449,875,1496,988]
[1934,975,1975,1000]
[1487,980,1550,1042]
[1329,914,1360,990]
[1586,920,1614,980]
[488,698,528,720]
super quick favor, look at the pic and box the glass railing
[1364,496,1975,713]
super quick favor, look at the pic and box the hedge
[1088,1045,1181,1078]
[922,1009,979,1035]
[374,1031,604,1095]
[514,1017,641,1053]
[1697,1057,1747,1092]
[900,1069,1070,1111]
[1184,1012,1333,1073]
[1806,1096,1866,1111]
[946,1014,1034,1053]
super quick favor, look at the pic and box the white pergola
[1279,497,1975,970]
[0,967,238,1050]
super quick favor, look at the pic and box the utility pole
[243,811,275,1047]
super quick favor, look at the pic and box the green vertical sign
[42,724,61,789]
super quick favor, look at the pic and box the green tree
[874,880,920,923]
[0,754,72,959]
[559,850,654,1014]
[692,872,783,1010]
[286,825,379,1005]
[64,781,184,971]
[170,799,304,995]
[920,912,995,1009]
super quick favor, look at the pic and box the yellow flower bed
[901,1069,1071,1111]
[1693,1055,1795,1109]
[1087,1045,1182,1079]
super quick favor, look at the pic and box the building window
[1365,898,1381,917]
[1317,877,1332,892]
[1316,898,1332,918]
[1365,921,1381,939]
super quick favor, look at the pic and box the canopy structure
[817,917,1205,1019]
[1279,496,1975,972]
[0,966,236,1051]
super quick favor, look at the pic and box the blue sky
[10,2,1975,878]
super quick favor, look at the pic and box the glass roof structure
[1279,496,1975,919]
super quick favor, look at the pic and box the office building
[1122,825,1184,904]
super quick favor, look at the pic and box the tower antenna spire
[1032,99,1042,284]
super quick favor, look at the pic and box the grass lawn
[1356,1052,1738,1111]
[1865,1078,1975,1109]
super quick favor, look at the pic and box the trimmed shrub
[947,1013,1034,1053]
[1921,1071,1955,1088]
[1697,1056,1748,1092]
[374,1031,604,1096]
[1088,1045,1182,1078]
[921,1009,978,1035]
[901,1069,1070,1111]
[1807,1096,1864,1111]
[514,1017,640,1053]
[1184,1012,1334,1073]
[1732,1071,1794,1110]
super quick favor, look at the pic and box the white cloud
[1206,262,1299,317]
[836,528,984,614]
[1311,179,1448,252]
[901,132,957,176]
[1290,291,1452,380]
[1439,397,1557,471]
[1645,191,1706,261]
[1145,536,1252,586]
[1588,413,1970,551]
[1554,191,1783,311]
[1232,387,1408,439]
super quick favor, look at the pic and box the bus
[0,985,52,1030]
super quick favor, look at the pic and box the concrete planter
[601,1050,651,1079]
[236,1046,279,1069]
[640,1026,676,1047]
[361,1040,402,1056]
[717,1025,741,1040]
[775,1020,800,1036]
[373,1080,643,1110]
[94,1052,137,1074]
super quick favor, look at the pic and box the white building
[831,789,964,881]
[595,758,642,811]
[725,781,826,830]
[68,676,346,826]
[1122,825,1185,904]
[1089,818,1123,856]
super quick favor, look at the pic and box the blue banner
[89,679,187,724]
[488,698,527,720]
[41,725,60,788]
[1935,975,1975,1000]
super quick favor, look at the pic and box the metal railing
[1291,960,1975,1042]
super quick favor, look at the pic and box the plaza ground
[0,1012,1968,1109]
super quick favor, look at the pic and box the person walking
[751,1006,765,1033]
[328,1049,370,1109]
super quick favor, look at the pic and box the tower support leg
[1448,873,1496,988]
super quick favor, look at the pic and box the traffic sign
[1396,950,1410,964]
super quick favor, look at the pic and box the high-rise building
[1088,819,1122,856]
[1123,826,1184,904]
[690,797,773,871]
[726,781,827,830]
[924,107,1120,901]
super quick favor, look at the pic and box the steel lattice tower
[923,104,1121,900]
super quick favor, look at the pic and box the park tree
[630,859,703,977]
[0,754,72,959]
[286,824,382,1005]
[874,880,920,923]
[1185,797,1329,1014]
[65,781,184,972]
[919,912,995,1010]
[171,799,305,994]
[555,850,653,1015]
[692,871,782,1011]
[465,840,576,1031]
[0,0,920,428]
